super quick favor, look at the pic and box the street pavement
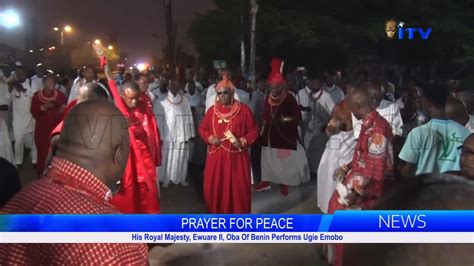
[150,164,327,266]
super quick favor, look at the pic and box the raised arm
[105,66,127,114]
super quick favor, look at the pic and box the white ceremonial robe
[352,99,403,139]
[324,85,345,105]
[204,84,241,113]
[303,90,334,173]
[0,81,14,164]
[261,142,311,186]
[154,92,195,185]
[317,130,355,213]
[9,80,37,165]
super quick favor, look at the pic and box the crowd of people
[0,57,474,264]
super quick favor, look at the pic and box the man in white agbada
[302,77,336,175]
[323,74,345,105]
[154,78,195,187]
[0,69,14,164]
[352,84,403,139]
[317,84,356,213]
[7,68,37,167]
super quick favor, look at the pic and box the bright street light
[94,39,101,45]
[53,25,73,45]
[107,45,114,50]
[1,10,20,29]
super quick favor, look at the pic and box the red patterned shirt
[0,157,148,265]
[328,111,394,214]
[347,111,394,208]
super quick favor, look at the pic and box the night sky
[1,0,215,63]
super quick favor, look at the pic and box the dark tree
[188,0,474,79]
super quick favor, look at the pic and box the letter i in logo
[398,21,405,39]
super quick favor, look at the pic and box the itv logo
[385,19,432,40]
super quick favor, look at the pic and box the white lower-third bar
[0,232,473,243]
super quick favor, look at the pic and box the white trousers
[14,132,37,165]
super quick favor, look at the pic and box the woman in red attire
[199,76,259,214]
[30,75,67,177]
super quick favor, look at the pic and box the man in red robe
[325,85,394,266]
[198,76,258,214]
[107,75,162,214]
[30,75,67,177]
